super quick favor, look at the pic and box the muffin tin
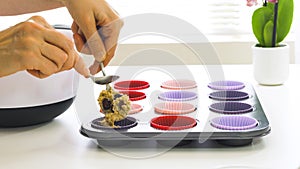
[80,76,270,146]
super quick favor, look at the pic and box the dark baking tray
[80,81,270,147]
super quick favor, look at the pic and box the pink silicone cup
[161,79,197,90]
[154,102,196,115]
[128,104,143,115]
[210,116,258,130]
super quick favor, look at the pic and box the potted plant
[247,0,294,85]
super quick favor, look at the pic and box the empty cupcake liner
[208,81,245,90]
[128,104,143,115]
[114,80,150,90]
[210,116,258,130]
[91,117,138,130]
[209,102,253,114]
[150,115,197,130]
[161,79,197,90]
[154,102,196,115]
[209,91,249,101]
[158,91,197,101]
[119,91,146,101]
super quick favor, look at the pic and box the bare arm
[0,0,64,16]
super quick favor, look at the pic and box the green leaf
[263,20,274,47]
[252,7,273,46]
[277,0,294,43]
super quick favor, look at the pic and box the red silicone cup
[119,91,146,101]
[114,80,150,90]
[150,115,197,130]
[154,102,196,115]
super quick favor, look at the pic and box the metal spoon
[89,62,119,85]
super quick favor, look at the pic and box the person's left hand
[61,0,123,74]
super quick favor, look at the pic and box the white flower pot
[252,44,290,85]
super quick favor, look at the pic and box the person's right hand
[0,16,89,78]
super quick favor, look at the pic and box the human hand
[0,16,89,78]
[61,0,123,74]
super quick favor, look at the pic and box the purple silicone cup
[209,90,249,101]
[210,116,258,130]
[158,91,198,101]
[209,102,253,114]
[91,117,137,130]
[208,81,245,90]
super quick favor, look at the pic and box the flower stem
[263,0,267,6]
[272,1,279,47]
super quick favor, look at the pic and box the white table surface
[1,65,300,169]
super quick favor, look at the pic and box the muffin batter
[98,87,131,127]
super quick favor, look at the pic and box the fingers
[26,52,62,78]
[24,16,89,78]
[100,19,123,61]
[43,30,74,56]
[73,32,91,54]
[78,18,106,62]
[27,16,53,30]
[72,16,106,62]
[40,42,68,69]
[88,44,117,75]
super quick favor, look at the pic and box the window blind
[108,0,257,35]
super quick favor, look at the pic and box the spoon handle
[99,62,106,76]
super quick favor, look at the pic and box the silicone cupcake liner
[91,117,137,130]
[210,116,258,130]
[209,102,253,114]
[150,115,197,130]
[161,79,197,90]
[119,91,146,101]
[114,80,150,90]
[209,90,249,101]
[208,81,245,90]
[158,91,197,101]
[128,104,143,115]
[154,102,196,115]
